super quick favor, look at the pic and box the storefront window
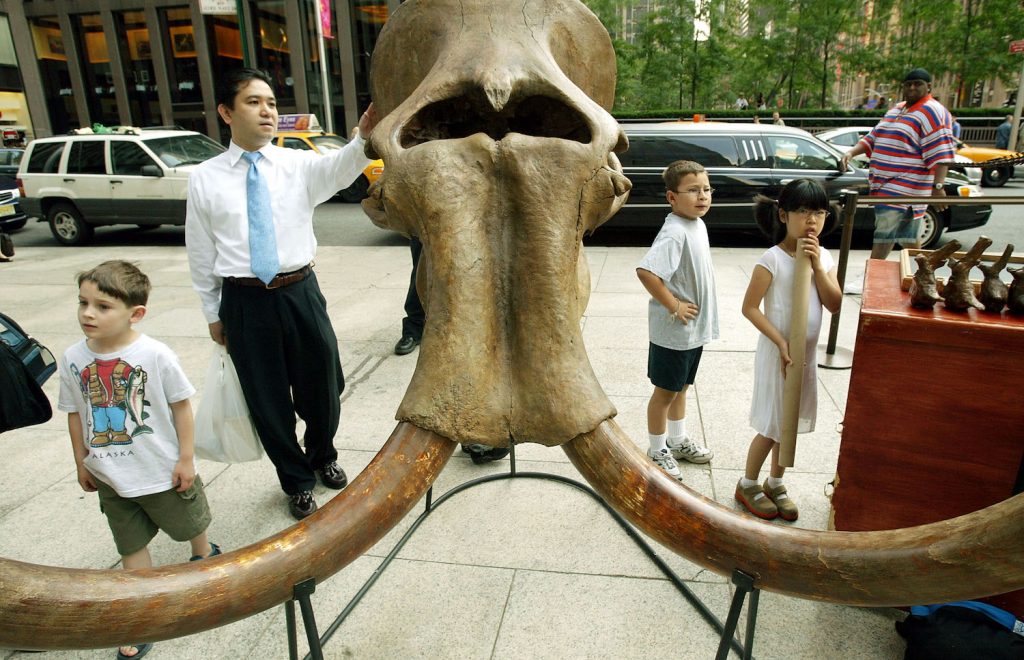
[28,16,75,135]
[351,1,388,112]
[302,0,345,132]
[252,1,295,108]
[72,13,119,127]
[0,15,31,144]
[162,7,205,134]
[114,11,159,127]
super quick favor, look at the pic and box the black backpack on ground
[0,313,54,433]
[896,604,1024,660]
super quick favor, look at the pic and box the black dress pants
[401,237,425,340]
[220,272,344,494]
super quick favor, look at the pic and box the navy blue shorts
[648,343,703,392]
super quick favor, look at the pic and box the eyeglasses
[674,187,715,196]
[790,208,828,219]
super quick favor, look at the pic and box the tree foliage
[580,0,1024,112]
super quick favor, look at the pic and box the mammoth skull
[2,0,1022,651]
[361,0,630,447]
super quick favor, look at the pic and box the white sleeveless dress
[748,245,834,441]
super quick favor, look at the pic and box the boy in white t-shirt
[636,161,719,480]
[58,260,219,660]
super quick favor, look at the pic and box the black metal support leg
[286,599,298,660]
[716,570,759,660]
[286,577,323,660]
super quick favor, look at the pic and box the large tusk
[0,423,454,651]
[564,419,1024,606]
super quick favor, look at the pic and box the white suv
[16,127,225,245]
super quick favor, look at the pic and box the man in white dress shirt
[186,68,378,520]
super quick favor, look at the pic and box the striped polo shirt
[858,95,956,219]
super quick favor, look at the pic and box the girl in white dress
[735,179,842,521]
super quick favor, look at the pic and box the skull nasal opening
[399,92,592,148]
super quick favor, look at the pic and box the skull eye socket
[400,93,593,148]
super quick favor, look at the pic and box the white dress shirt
[186,137,371,323]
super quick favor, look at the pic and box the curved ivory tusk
[564,419,1024,606]
[0,423,454,651]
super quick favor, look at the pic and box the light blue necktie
[242,151,279,284]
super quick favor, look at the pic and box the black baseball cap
[903,68,932,83]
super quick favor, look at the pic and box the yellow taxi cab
[955,139,1020,187]
[274,114,384,202]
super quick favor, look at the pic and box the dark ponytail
[752,179,836,243]
[752,194,785,243]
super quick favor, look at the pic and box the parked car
[0,180,28,232]
[16,126,225,245]
[611,121,990,248]
[816,126,983,186]
[954,139,1019,187]
[0,148,23,177]
[274,114,384,202]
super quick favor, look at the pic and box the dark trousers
[220,272,344,494]
[401,237,425,340]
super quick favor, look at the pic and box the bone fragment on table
[943,236,992,312]
[978,243,1015,313]
[908,240,961,309]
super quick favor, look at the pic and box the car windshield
[143,134,225,167]
[309,135,348,152]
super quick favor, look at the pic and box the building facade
[0,0,401,143]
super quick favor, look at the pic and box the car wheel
[917,208,944,249]
[338,174,369,203]
[48,203,94,246]
[981,166,1010,187]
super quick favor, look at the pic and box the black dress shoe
[288,491,318,520]
[394,334,420,355]
[461,443,511,465]
[317,461,348,489]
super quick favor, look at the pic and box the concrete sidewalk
[1,243,906,660]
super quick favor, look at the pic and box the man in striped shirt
[840,68,956,260]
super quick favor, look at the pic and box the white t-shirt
[637,213,719,350]
[748,245,834,441]
[58,334,196,497]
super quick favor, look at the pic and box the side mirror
[140,164,164,177]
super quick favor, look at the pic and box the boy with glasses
[635,160,719,480]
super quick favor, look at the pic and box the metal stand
[716,570,760,660]
[302,444,755,659]
[286,577,324,660]
[820,190,859,370]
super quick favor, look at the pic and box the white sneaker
[843,278,863,295]
[647,447,682,480]
[667,436,714,464]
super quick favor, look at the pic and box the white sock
[765,476,789,500]
[649,432,667,453]
[668,418,686,440]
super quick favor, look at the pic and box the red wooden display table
[835,259,1024,615]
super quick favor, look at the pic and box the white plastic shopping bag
[194,345,264,463]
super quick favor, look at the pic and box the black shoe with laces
[394,334,420,355]
[317,461,348,489]
[288,491,317,520]
[461,443,511,465]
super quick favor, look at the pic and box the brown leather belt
[226,265,312,290]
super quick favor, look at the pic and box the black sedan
[608,122,991,248]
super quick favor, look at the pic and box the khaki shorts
[95,474,211,556]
